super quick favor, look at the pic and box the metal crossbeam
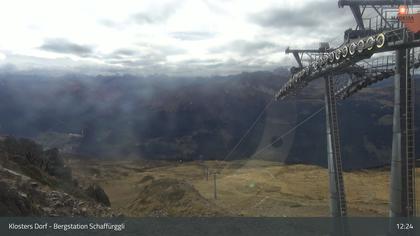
[336,53,420,100]
[276,28,420,100]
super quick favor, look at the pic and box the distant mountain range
[0,70,418,170]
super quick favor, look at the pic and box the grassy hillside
[69,159,420,217]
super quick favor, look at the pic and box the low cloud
[40,39,94,57]
[129,1,183,25]
[111,48,139,58]
[250,0,353,33]
[106,44,185,65]
[106,52,166,68]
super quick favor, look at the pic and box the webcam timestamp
[396,223,415,231]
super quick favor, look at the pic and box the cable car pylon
[277,1,419,231]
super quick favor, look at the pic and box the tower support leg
[324,76,347,217]
[390,49,416,218]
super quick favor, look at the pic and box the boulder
[85,184,111,207]
[44,148,72,181]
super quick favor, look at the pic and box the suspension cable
[215,98,275,168]
[251,106,325,158]
[218,106,325,174]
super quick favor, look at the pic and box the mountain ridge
[0,70,418,170]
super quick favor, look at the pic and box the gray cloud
[40,39,94,57]
[210,40,284,56]
[107,45,185,61]
[168,57,279,77]
[106,52,166,68]
[170,31,216,41]
[181,58,220,65]
[250,1,353,32]
[100,1,185,28]
[112,48,139,57]
[129,2,182,25]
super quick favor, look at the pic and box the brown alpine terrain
[69,158,420,217]
[0,72,419,217]
[0,136,419,217]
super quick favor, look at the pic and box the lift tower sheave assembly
[277,0,419,221]
[285,45,330,69]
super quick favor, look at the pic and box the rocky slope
[0,136,115,216]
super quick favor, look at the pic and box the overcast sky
[0,0,355,76]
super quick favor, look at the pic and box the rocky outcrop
[84,184,111,207]
[0,163,116,217]
[0,137,117,217]
[43,190,112,217]
[128,178,223,216]
[44,148,72,181]
[0,137,73,181]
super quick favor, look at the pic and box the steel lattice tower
[278,0,420,224]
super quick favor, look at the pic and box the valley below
[69,158,420,217]
[1,71,419,218]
